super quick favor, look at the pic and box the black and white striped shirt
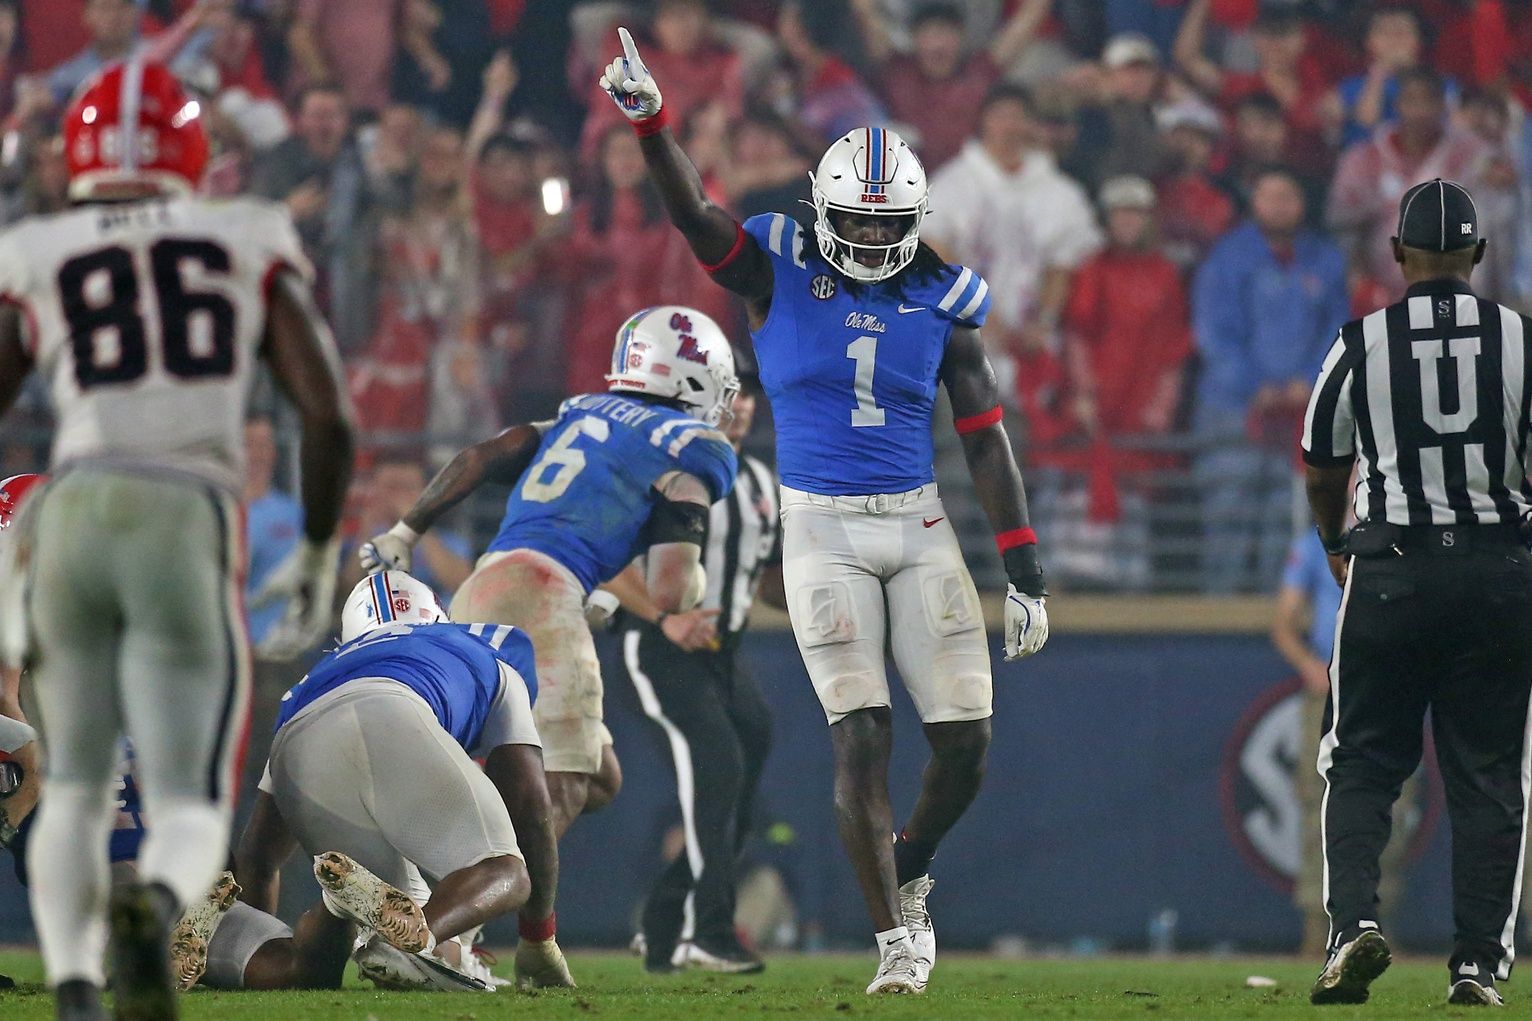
[1302,279,1532,526]
[703,454,780,636]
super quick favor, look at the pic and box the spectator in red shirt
[1154,99,1235,271]
[1062,174,1189,444]
[1033,175,1188,589]
[577,0,745,158]
[1173,1,1330,178]
[872,0,1050,173]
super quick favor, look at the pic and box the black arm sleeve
[646,496,709,547]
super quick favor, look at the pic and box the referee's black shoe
[1447,960,1505,1007]
[1311,927,1391,1005]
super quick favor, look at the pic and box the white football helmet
[606,305,739,425]
[810,127,929,283]
[340,571,447,643]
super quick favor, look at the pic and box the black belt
[1346,520,1526,557]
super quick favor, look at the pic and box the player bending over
[599,30,1050,995]
[0,61,352,1021]
[359,306,739,839]
[236,571,568,990]
[0,475,442,996]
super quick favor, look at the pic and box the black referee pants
[1321,532,1532,977]
[621,625,773,949]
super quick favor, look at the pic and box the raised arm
[939,325,1049,661]
[1171,0,1225,96]
[597,28,773,304]
[990,0,1053,72]
[359,424,545,574]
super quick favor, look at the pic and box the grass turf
[0,950,1519,1019]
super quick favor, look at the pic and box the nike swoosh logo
[923,518,944,528]
[883,938,902,947]
[898,304,926,314]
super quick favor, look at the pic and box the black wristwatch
[1318,528,1349,556]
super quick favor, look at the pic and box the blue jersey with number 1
[743,212,990,496]
[486,393,738,592]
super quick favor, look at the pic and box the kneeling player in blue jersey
[600,30,1051,995]
[358,305,739,844]
[235,571,567,990]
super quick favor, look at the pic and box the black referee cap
[1396,178,1480,251]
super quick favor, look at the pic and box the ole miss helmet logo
[676,333,709,365]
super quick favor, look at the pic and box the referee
[1302,178,1532,1007]
[599,379,783,974]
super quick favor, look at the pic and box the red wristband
[632,107,669,137]
[519,912,557,942]
[702,223,748,274]
[995,527,1037,553]
[954,405,1003,434]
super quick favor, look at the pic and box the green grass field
[0,950,1525,1019]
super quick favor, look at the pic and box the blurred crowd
[3,0,1532,593]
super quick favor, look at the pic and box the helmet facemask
[810,176,928,283]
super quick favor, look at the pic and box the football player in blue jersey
[236,571,568,991]
[359,306,740,842]
[600,29,1050,995]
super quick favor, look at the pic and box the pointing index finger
[618,26,647,79]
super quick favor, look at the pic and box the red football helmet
[63,60,208,201]
[0,474,46,531]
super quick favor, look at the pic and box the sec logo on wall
[1218,678,1441,893]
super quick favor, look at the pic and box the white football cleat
[353,933,491,992]
[461,937,514,989]
[313,851,431,953]
[899,875,936,986]
[866,940,923,995]
[169,870,241,991]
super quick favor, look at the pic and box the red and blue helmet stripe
[369,571,395,626]
[611,308,653,375]
[863,126,889,196]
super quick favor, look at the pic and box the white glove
[252,537,341,661]
[514,937,576,989]
[358,521,418,574]
[1003,585,1049,662]
[598,27,663,122]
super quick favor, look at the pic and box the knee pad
[815,654,885,718]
